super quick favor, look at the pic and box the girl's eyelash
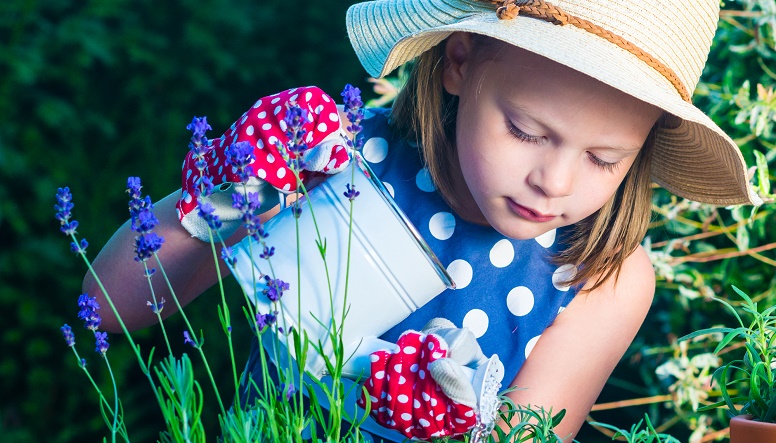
[587,152,621,173]
[507,118,621,173]
[506,120,543,145]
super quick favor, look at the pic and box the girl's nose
[527,153,575,198]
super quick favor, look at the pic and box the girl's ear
[442,32,474,97]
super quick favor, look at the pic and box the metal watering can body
[228,154,455,378]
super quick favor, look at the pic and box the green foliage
[680,286,776,422]
[590,414,680,443]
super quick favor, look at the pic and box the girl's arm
[82,190,280,333]
[500,245,656,440]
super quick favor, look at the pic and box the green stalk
[74,233,163,409]
[143,261,172,356]
[153,252,226,417]
[102,353,119,443]
[206,228,239,399]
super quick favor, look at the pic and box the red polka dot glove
[176,86,351,241]
[357,318,504,440]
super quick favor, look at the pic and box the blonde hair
[390,35,657,291]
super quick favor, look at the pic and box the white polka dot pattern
[415,167,436,192]
[446,259,473,289]
[534,229,557,248]
[506,286,535,317]
[462,309,489,338]
[363,137,389,163]
[489,239,515,268]
[428,212,455,240]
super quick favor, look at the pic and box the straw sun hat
[345,0,762,206]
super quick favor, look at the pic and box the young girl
[86,0,760,440]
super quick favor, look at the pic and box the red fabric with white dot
[357,331,477,439]
[176,86,350,220]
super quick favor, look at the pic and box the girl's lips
[507,199,557,222]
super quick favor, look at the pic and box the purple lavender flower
[278,383,296,401]
[55,187,79,235]
[197,202,222,230]
[187,116,212,157]
[343,184,360,201]
[259,246,275,259]
[77,294,102,331]
[263,276,289,302]
[134,232,165,262]
[79,358,87,368]
[183,331,197,347]
[221,246,237,266]
[341,84,365,150]
[225,141,256,183]
[256,311,278,332]
[61,324,75,347]
[233,192,266,241]
[127,177,142,202]
[127,177,166,262]
[95,331,109,354]
[147,297,165,314]
[70,238,89,254]
[133,209,159,234]
[281,103,310,170]
[127,177,153,224]
[145,268,157,277]
[194,175,215,198]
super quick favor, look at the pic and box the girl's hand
[357,318,503,439]
[176,86,351,242]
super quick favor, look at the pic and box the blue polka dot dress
[359,108,580,387]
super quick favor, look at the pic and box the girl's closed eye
[587,152,621,173]
[505,119,544,145]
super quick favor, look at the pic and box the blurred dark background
[0,1,370,441]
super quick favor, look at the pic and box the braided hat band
[484,0,691,102]
[346,0,761,206]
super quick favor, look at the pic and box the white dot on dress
[271,97,281,104]
[253,99,262,108]
[462,309,489,338]
[525,335,541,358]
[382,182,394,197]
[305,91,313,102]
[257,169,267,179]
[506,286,535,316]
[329,112,339,122]
[246,125,254,136]
[261,123,272,131]
[552,264,577,291]
[446,259,473,289]
[415,167,436,192]
[277,167,286,179]
[363,137,389,163]
[317,122,328,133]
[428,212,455,240]
[534,229,556,248]
[274,105,282,116]
[266,153,275,163]
[489,239,515,268]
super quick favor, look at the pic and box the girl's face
[442,33,663,240]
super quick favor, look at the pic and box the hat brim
[347,2,759,206]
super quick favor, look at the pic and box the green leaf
[679,327,734,343]
[754,149,771,196]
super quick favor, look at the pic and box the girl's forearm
[83,190,223,332]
